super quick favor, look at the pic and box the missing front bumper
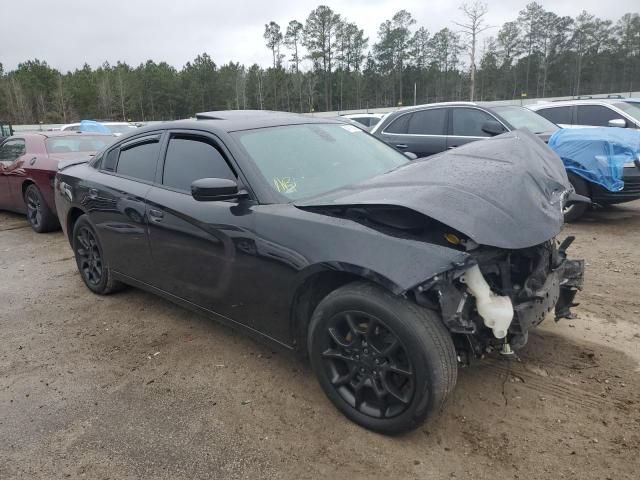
[418,237,585,354]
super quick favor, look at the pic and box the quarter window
[0,139,26,163]
[115,139,160,182]
[576,105,625,127]
[536,106,572,125]
[162,136,235,192]
[451,108,495,137]
[384,114,412,134]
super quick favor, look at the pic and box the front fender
[256,204,470,295]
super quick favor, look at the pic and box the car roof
[132,110,343,135]
[386,101,530,115]
[342,113,385,118]
[394,101,478,113]
[529,98,630,109]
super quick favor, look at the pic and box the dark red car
[0,131,114,232]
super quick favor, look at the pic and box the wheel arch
[567,171,591,197]
[66,207,87,245]
[289,263,404,358]
[21,179,36,198]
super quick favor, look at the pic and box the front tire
[308,282,457,434]
[72,215,123,295]
[24,184,59,233]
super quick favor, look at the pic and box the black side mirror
[191,178,245,201]
[481,120,506,136]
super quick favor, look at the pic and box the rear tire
[308,281,457,434]
[563,173,590,223]
[24,184,59,233]
[72,214,123,295]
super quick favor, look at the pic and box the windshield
[492,106,559,133]
[615,102,640,123]
[233,123,409,200]
[107,124,136,134]
[46,136,113,154]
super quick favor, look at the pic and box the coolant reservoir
[460,265,514,338]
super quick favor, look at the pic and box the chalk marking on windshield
[273,177,297,194]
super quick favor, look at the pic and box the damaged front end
[297,129,586,359]
[413,237,584,359]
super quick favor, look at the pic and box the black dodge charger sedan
[55,111,584,434]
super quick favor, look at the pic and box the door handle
[148,209,164,221]
[395,144,409,149]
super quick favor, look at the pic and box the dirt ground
[1,202,639,480]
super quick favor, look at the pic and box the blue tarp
[79,120,111,134]
[548,128,640,192]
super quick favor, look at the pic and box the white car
[60,122,138,136]
[341,113,386,128]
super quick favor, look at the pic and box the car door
[86,133,162,281]
[146,130,298,343]
[0,138,27,211]
[145,131,253,309]
[534,105,574,128]
[446,107,499,149]
[379,108,447,157]
[575,104,635,129]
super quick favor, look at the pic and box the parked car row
[364,100,640,221]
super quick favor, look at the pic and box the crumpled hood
[296,129,570,249]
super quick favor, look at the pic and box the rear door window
[407,108,447,135]
[162,135,235,193]
[115,137,161,182]
[451,108,495,137]
[576,105,625,127]
[536,106,572,125]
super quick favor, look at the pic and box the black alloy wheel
[319,310,415,419]
[71,214,123,295]
[308,282,458,434]
[75,225,103,286]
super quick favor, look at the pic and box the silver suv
[528,98,640,129]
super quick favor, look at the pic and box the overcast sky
[1,0,637,73]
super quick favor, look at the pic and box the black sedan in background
[55,111,583,434]
[370,102,559,157]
